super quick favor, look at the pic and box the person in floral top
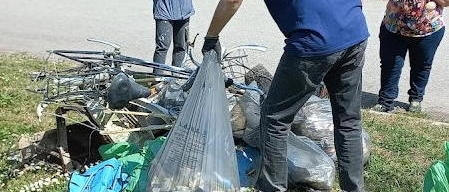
[374,0,448,112]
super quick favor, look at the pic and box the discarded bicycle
[27,37,269,170]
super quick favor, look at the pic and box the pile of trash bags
[232,86,334,190]
[236,131,336,190]
[231,83,371,190]
[65,56,372,191]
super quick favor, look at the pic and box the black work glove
[201,36,222,61]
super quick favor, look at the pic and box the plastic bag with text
[146,52,240,192]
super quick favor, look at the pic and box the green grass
[363,111,449,192]
[0,53,68,192]
[0,53,448,192]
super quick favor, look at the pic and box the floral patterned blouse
[382,0,445,37]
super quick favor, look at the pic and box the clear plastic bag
[230,103,246,139]
[236,133,336,190]
[157,79,189,116]
[292,95,371,164]
[240,82,261,148]
[287,132,336,190]
[146,52,240,192]
[291,96,335,161]
[361,129,371,165]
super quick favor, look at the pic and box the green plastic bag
[423,142,449,192]
[99,142,140,160]
[98,137,166,192]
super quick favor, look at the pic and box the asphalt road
[1,0,448,119]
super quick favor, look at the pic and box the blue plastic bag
[69,158,128,192]
[236,146,260,187]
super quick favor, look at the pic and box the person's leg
[172,19,189,67]
[153,19,173,74]
[407,27,445,104]
[324,40,367,192]
[256,52,341,192]
[377,25,408,111]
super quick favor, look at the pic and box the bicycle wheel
[221,45,268,85]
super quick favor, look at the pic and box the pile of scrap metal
[25,69,181,172]
[20,39,269,175]
[22,42,190,172]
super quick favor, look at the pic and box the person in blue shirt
[152,0,194,74]
[202,0,369,191]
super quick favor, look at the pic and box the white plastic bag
[292,95,371,164]
[147,52,240,192]
[287,132,336,190]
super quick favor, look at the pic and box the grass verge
[0,53,68,192]
[362,111,449,192]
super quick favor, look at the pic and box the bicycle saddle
[107,73,150,109]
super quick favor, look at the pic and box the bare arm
[433,0,449,7]
[206,0,244,37]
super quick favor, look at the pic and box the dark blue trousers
[378,25,444,110]
[256,41,367,192]
[153,19,189,74]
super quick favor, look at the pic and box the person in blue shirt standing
[202,0,369,191]
[152,0,194,74]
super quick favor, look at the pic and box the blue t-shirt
[153,0,194,21]
[264,0,369,57]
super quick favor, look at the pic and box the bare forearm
[206,0,243,37]
[434,0,449,7]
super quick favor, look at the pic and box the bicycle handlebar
[48,38,266,96]
[87,38,121,51]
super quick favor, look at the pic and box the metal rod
[99,125,172,135]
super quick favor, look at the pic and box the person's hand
[201,36,222,61]
[426,1,437,10]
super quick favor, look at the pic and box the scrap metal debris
[15,40,374,191]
